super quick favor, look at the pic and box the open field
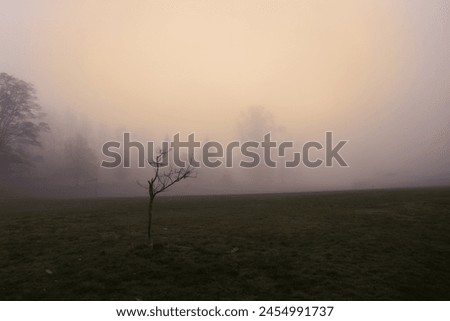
[1,188,449,300]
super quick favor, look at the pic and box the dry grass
[1,188,449,300]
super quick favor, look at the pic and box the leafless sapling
[138,149,195,246]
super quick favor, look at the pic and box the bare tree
[138,149,195,246]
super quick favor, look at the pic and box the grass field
[1,188,449,300]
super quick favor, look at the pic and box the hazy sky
[1,0,449,193]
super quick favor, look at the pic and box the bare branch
[136,179,149,190]
[140,149,196,197]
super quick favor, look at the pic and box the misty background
[1,0,449,198]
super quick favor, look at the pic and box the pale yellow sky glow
[4,1,407,131]
[1,0,449,192]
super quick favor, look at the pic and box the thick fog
[1,0,449,198]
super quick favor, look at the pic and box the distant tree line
[0,73,98,193]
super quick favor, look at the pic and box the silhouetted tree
[138,149,195,246]
[64,134,97,187]
[0,73,49,176]
[237,106,284,190]
[238,106,278,141]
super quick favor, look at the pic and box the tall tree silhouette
[0,73,49,176]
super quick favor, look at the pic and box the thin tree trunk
[147,197,154,247]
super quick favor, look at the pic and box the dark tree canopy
[0,73,49,172]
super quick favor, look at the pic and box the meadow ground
[0,188,449,300]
